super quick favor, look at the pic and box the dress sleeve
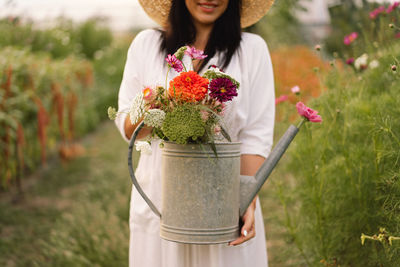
[114,31,149,142]
[239,35,275,158]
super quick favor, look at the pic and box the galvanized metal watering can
[128,122,300,244]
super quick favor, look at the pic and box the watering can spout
[239,125,300,217]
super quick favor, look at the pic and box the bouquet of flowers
[108,46,240,154]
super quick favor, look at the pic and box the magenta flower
[346,58,355,65]
[344,32,358,45]
[296,102,322,123]
[370,6,386,19]
[185,46,207,60]
[275,95,289,105]
[166,54,183,72]
[209,77,238,102]
[395,32,400,39]
[387,2,399,13]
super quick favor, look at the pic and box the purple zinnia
[166,54,183,72]
[185,46,207,60]
[209,77,238,102]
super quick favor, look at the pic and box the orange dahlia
[169,71,209,102]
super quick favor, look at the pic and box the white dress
[115,29,275,267]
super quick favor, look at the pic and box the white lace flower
[355,54,368,70]
[129,93,145,124]
[135,141,152,154]
[143,109,166,128]
[369,60,379,69]
[210,66,223,74]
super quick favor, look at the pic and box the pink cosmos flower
[370,6,386,19]
[346,58,355,65]
[142,87,155,101]
[296,102,322,123]
[396,32,400,39]
[387,2,399,13]
[291,85,300,94]
[166,54,183,72]
[213,125,221,134]
[344,32,358,45]
[185,46,207,60]
[275,95,289,105]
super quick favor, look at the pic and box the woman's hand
[124,115,152,140]
[229,198,257,246]
[228,154,265,246]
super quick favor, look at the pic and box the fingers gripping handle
[128,121,162,218]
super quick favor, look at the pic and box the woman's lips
[198,3,218,12]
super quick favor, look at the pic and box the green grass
[0,122,134,266]
[0,120,296,266]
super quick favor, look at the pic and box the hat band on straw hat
[138,0,275,28]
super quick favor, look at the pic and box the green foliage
[76,19,113,59]
[0,17,113,59]
[248,0,310,49]
[277,43,400,266]
[162,105,205,144]
[0,123,132,266]
[324,1,399,59]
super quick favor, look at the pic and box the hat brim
[138,0,275,28]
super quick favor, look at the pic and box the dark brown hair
[160,0,242,71]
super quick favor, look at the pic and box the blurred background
[1,0,399,266]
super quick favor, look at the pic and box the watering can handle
[128,121,162,218]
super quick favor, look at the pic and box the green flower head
[162,105,205,144]
[107,107,117,120]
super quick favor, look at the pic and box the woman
[115,0,275,265]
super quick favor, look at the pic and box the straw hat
[138,0,275,28]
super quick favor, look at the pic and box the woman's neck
[191,23,213,72]
[192,22,213,51]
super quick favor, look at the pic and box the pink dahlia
[209,77,238,102]
[185,46,207,60]
[296,102,322,123]
[166,54,183,72]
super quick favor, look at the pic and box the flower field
[1,1,400,266]
[264,1,400,265]
[0,18,131,191]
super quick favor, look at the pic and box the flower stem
[165,67,171,90]
[297,117,307,129]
